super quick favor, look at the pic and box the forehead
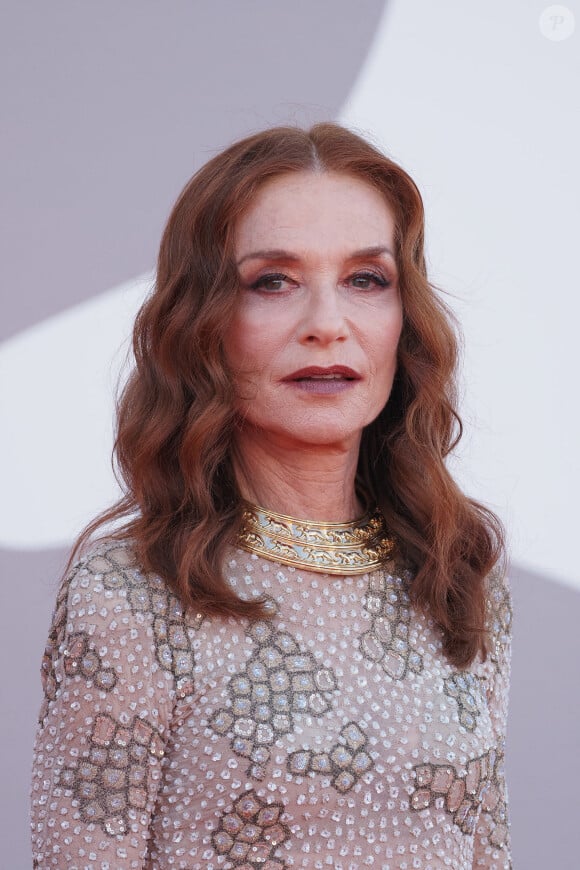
[234,171,396,256]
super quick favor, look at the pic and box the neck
[232,428,364,523]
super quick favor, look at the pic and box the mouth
[283,365,361,382]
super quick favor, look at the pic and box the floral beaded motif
[59,713,165,836]
[410,745,508,844]
[62,631,118,691]
[444,671,485,732]
[210,616,339,780]
[358,569,424,679]
[87,545,202,699]
[487,565,513,669]
[477,744,510,850]
[38,568,73,724]
[287,721,373,793]
[212,789,290,869]
[31,547,512,868]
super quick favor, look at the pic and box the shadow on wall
[508,565,580,867]
[4,1,579,868]
[1,0,387,341]
[1,1,387,866]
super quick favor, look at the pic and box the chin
[275,422,364,449]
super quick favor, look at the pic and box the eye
[249,272,292,292]
[348,271,391,290]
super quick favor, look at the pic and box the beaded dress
[30,509,512,870]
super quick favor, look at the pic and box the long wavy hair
[72,123,504,668]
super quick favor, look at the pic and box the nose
[297,284,349,345]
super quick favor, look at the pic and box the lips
[283,365,361,382]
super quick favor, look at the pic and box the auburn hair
[72,123,504,668]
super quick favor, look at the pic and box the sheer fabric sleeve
[30,544,183,870]
[474,567,513,869]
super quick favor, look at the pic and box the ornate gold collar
[236,501,395,575]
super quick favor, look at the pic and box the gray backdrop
[1,2,579,867]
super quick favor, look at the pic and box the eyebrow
[236,245,396,266]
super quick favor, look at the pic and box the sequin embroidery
[212,790,290,869]
[61,631,118,691]
[487,565,513,669]
[287,720,372,793]
[410,746,506,840]
[359,570,424,678]
[210,618,338,780]
[31,547,512,869]
[444,671,484,732]
[59,713,165,836]
[38,570,72,724]
[88,545,201,699]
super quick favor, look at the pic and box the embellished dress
[30,510,512,870]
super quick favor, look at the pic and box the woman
[30,124,512,869]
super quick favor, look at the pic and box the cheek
[225,311,284,380]
[225,309,261,368]
[366,311,403,376]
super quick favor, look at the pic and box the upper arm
[485,565,513,739]
[30,545,179,869]
[474,566,513,869]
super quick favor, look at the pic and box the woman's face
[226,170,403,452]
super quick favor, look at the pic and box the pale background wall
[1,1,579,867]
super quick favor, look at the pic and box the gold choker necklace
[236,502,395,575]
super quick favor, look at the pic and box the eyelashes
[349,271,391,290]
[248,270,392,293]
[249,273,292,292]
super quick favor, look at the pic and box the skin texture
[226,171,403,522]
